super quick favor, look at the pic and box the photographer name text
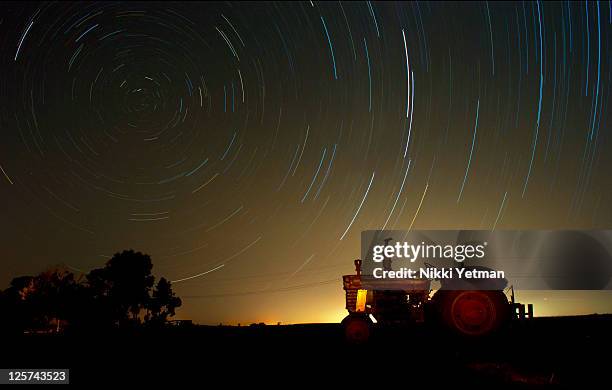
[373,267,505,280]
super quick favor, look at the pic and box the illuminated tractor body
[341,259,532,343]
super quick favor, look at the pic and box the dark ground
[2,314,611,386]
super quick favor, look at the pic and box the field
[3,314,611,386]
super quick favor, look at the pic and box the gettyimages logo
[372,241,488,263]
[361,230,612,290]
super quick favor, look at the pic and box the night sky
[1,1,611,325]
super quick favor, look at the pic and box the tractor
[341,259,533,343]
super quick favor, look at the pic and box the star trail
[0,1,611,324]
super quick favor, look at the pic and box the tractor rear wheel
[341,314,372,343]
[434,290,509,337]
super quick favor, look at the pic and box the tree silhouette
[147,277,182,326]
[0,268,81,333]
[31,269,80,332]
[1,276,36,333]
[86,250,155,327]
[0,250,181,333]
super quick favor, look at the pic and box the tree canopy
[0,250,181,333]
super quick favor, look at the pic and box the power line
[182,278,338,299]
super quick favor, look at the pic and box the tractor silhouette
[341,258,532,343]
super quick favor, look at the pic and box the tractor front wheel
[341,314,372,344]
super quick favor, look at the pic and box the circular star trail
[0,2,611,323]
